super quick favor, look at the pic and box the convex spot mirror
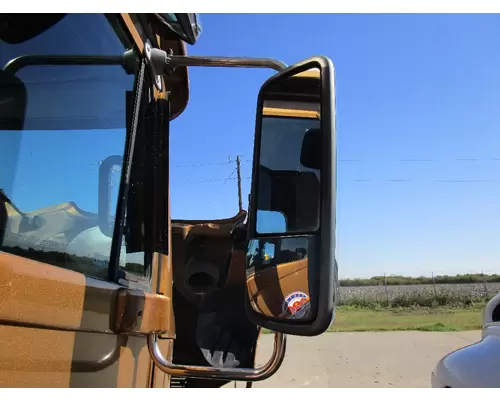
[245,56,337,336]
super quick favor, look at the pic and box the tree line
[340,273,500,287]
[1,245,145,277]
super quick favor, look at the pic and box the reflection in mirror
[255,68,321,235]
[256,210,287,234]
[246,236,312,321]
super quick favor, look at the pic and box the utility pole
[236,155,242,211]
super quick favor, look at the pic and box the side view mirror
[98,155,122,238]
[245,56,337,336]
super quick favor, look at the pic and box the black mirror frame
[245,56,337,336]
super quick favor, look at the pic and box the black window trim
[108,57,147,285]
[105,13,156,290]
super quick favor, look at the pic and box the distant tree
[339,273,500,287]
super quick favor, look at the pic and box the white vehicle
[431,292,500,388]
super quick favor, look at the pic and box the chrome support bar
[165,54,287,72]
[144,46,287,90]
[147,47,287,75]
[148,332,287,381]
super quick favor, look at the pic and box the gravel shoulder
[248,330,481,387]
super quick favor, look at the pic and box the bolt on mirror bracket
[144,41,164,91]
[148,332,286,381]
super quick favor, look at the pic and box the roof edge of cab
[120,13,190,121]
[148,13,192,121]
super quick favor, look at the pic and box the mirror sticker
[282,291,311,319]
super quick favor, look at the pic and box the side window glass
[0,14,146,285]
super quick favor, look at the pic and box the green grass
[262,305,484,334]
[328,305,483,332]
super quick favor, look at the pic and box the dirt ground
[237,330,481,388]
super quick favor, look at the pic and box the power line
[350,179,497,183]
[192,168,238,218]
[182,176,499,184]
[171,159,251,168]
[182,176,239,185]
[172,160,234,168]
[338,157,500,163]
[168,157,500,169]
[92,155,500,169]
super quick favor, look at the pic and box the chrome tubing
[165,55,287,72]
[148,331,287,381]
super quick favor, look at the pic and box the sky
[2,14,500,279]
[169,14,500,278]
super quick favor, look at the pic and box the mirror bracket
[146,46,287,76]
[143,41,286,93]
[148,332,286,381]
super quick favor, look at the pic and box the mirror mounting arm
[148,332,287,381]
[145,44,287,91]
[164,54,287,72]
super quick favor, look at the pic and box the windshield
[0,14,145,285]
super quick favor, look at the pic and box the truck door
[0,13,161,387]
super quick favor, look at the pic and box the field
[335,282,498,332]
[339,273,500,287]
[338,282,500,307]
[262,282,499,334]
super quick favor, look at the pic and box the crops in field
[337,282,500,308]
[339,273,500,287]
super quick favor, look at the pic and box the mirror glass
[247,67,322,322]
[246,236,312,321]
[255,67,321,235]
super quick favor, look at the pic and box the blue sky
[170,14,500,278]
[3,14,500,279]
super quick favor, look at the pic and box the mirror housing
[245,56,337,336]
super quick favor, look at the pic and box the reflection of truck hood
[263,101,319,119]
[246,258,309,317]
[4,201,97,248]
[6,201,97,232]
[4,201,125,266]
[68,226,126,267]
